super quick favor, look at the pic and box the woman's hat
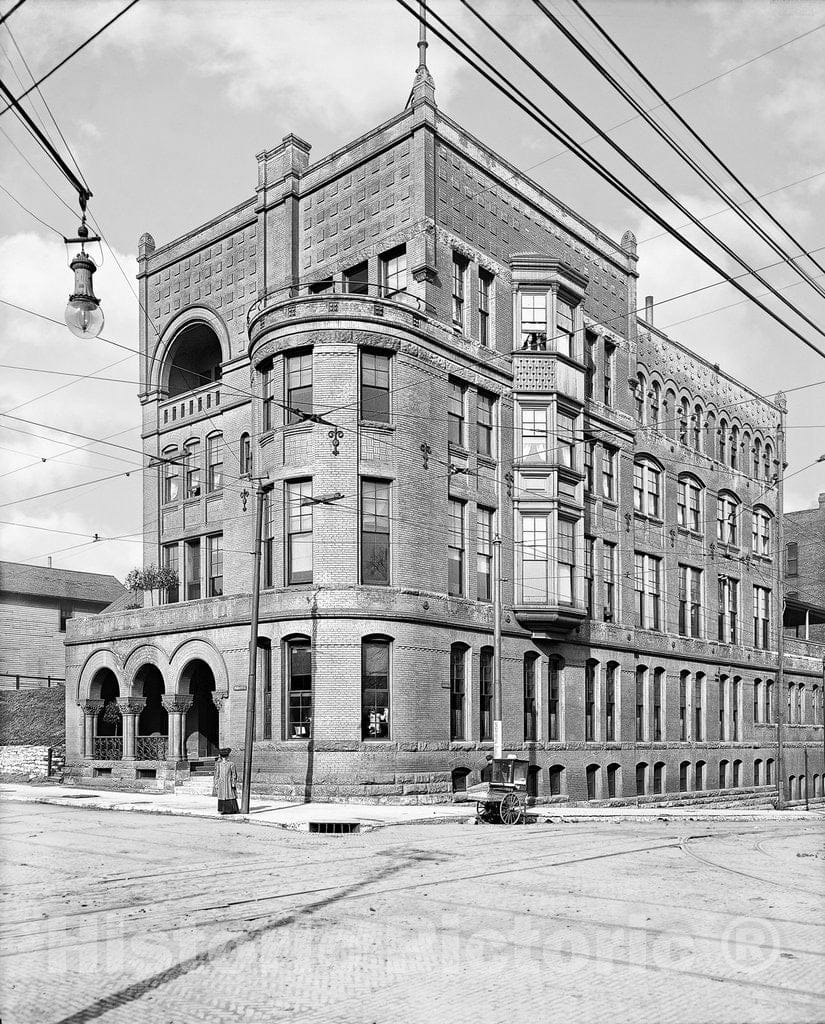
[219,747,232,757]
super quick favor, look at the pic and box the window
[584,442,594,493]
[605,663,617,741]
[450,645,466,740]
[59,605,72,632]
[635,666,647,741]
[585,660,597,741]
[344,260,369,294]
[584,537,595,617]
[361,350,391,423]
[692,405,703,451]
[308,277,333,294]
[797,683,804,724]
[766,758,773,785]
[814,684,822,726]
[733,677,741,739]
[556,299,575,359]
[557,410,576,469]
[520,514,548,604]
[719,759,729,790]
[636,762,647,796]
[520,406,548,461]
[633,459,661,518]
[694,673,705,741]
[362,638,390,739]
[718,419,728,464]
[361,479,390,585]
[678,565,702,638]
[717,492,739,546]
[753,679,762,724]
[448,380,466,448]
[763,442,773,481]
[754,758,763,786]
[634,374,646,422]
[479,647,493,741]
[583,764,598,801]
[752,508,772,557]
[718,576,739,644]
[653,762,665,795]
[520,293,547,348]
[786,541,799,578]
[263,491,276,589]
[677,477,702,532]
[730,426,739,469]
[286,639,312,739]
[548,765,564,797]
[607,763,620,799]
[742,432,751,475]
[207,534,223,597]
[477,391,494,458]
[765,680,774,723]
[523,654,538,741]
[477,507,493,602]
[478,269,492,346]
[184,440,201,499]
[185,537,201,600]
[452,252,468,327]
[718,675,728,740]
[634,552,662,630]
[753,437,762,480]
[162,451,179,504]
[448,499,465,596]
[381,245,406,296]
[602,341,615,404]
[286,352,313,424]
[651,668,663,741]
[585,330,597,399]
[695,761,705,792]
[206,434,223,492]
[262,363,275,432]
[650,381,661,426]
[753,585,771,649]
[679,397,690,444]
[548,657,562,740]
[601,446,617,501]
[679,671,689,741]
[162,543,179,604]
[603,542,617,622]
[787,683,795,724]
[286,479,313,584]
[558,518,576,606]
[239,432,251,476]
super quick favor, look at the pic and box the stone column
[80,700,104,759]
[162,697,193,762]
[118,698,145,760]
[212,692,228,749]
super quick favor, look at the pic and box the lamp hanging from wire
[64,191,104,339]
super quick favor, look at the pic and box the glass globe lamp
[65,248,104,339]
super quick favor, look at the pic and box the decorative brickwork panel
[184,502,201,529]
[513,356,556,392]
[359,428,394,462]
[161,509,181,535]
[284,429,313,465]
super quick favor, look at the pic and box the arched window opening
[479,646,493,742]
[285,637,312,739]
[719,759,729,790]
[548,655,563,741]
[451,767,470,793]
[548,764,565,797]
[362,636,391,740]
[606,763,621,799]
[633,458,661,518]
[527,764,541,799]
[763,442,773,482]
[135,665,167,757]
[239,432,251,477]
[165,322,222,398]
[814,774,822,798]
[753,437,762,479]
[766,758,774,785]
[635,761,648,796]
[692,404,703,451]
[649,380,661,425]
[717,491,740,547]
[635,372,646,422]
[730,425,739,469]
[788,775,797,801]
[718,418,728,464]
[695,760,706,792]
[679,761,690,792]
[733,759,742,788]
[523,654,538,741]
[585,659,598,741]
[679,397,690,444]
[450,644,468,741]
[653,761,665,795]
[161,447,179,505]
[741,431,751,474]
[754,759,763,786]
[586,763,600,801]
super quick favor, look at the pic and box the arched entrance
[134,665,168,760]
[88,668,121,760]
[180,659,219,758]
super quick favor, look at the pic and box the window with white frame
[162,450,179,504]
[558,518,576,606]
[752,507,772,556]
[452,252,468,328]
[634,552,662,630]
[478,268,493,346]
[477,390,495,458]
[676,565,701,637]
[361,350,391,423]
[717,492,740,546]
[361,479,390,585]
[718,575,739,643]
[380,245,407,296]
[286,479,313,585]
[601,445,617,501]
[753,585,771,649]
[557,409,576,469]
[206,433,223,492]
[207,533,223,597]
[603,541,617,621]
[448,380,466,448]
[633,459,661,518]
[184,440,201,498]
[448,499,465,597]
[520,293,547,348]
[556,299,575,359]
[262,363,275,432]
[520,406,548,462]
[677,476,702,532]
[520,514,548,604]
[477,506,493,602]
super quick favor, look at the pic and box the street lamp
[64,195,104,340]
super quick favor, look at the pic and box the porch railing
[136,736,168,761]
[93,737,123,760]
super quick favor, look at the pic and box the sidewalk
[1,782,821,829]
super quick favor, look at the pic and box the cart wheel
[500,793,523,825]
[476,801,487,821]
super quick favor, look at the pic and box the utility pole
[775,397,786,810]
[241,477,273,814]
[493,533,503,759]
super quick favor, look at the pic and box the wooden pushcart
[453,756,529,824]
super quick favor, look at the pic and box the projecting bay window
[558,519,576,605]
[206,434,223,493]
[361,479,390,585]
[477,507,493,602]
[452,252,468,328]
[603,541,617,621]
[448,380,466,448]
[520,514,548,604]
[448,499,466,597]
[634,552,662,631]
[718,576,739,643]
[633,459,661,518]
[520,406,548,463]
[207,534,223,597]
[286,352,313,424]
[285,639,312,739]
[520,293,547,349]
[162,543,179,604]
[361,350,391,423]
[286,479,313,585]
[380,245,407,297]
[557,410,576,469]
[753,585,771,650]
[185,537,201,601]
[678,564,702,638]
[477,391,495,458]
[556,299,575,359]
[362,638,390,740]
[162,452,179,504]
[478,269,493,346]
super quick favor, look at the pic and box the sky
[0,0,824,580]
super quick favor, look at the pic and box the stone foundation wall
[0,744,53,778]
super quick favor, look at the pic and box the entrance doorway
[180,659,219,758]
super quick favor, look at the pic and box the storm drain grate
[308,821,360,835]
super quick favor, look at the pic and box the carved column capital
[80,699,105,715]
[162,696,193,715]
[211,692,229,711]
[117,697,146,716]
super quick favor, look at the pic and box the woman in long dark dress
[213,747,239,814]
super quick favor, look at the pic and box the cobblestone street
[1,803,823,1023]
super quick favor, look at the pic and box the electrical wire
[0,0,26,28]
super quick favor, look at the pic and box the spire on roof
[408,1,435,108]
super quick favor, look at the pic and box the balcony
[514,601,587,635]
[248,283,429,347]
[160,380,221,427]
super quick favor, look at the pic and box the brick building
[784,493,825,644]
[0,561,125,689]
[64,53,824,804]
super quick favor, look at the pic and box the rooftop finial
[409,0,436,107]
[417,0,428,70]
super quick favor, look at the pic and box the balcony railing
[136,736,169,760]
[93,737,123,760]
[248,281,429,328]
[160,381,221,427]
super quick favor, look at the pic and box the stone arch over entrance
[170,638,229,695]
[179,659,220,758]
[134,664,168,745]
[90,668,121,738]
[123,644,170,695]
[152,307,229,396]
[77,648,121,703]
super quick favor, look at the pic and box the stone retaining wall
[0,745,53,778]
